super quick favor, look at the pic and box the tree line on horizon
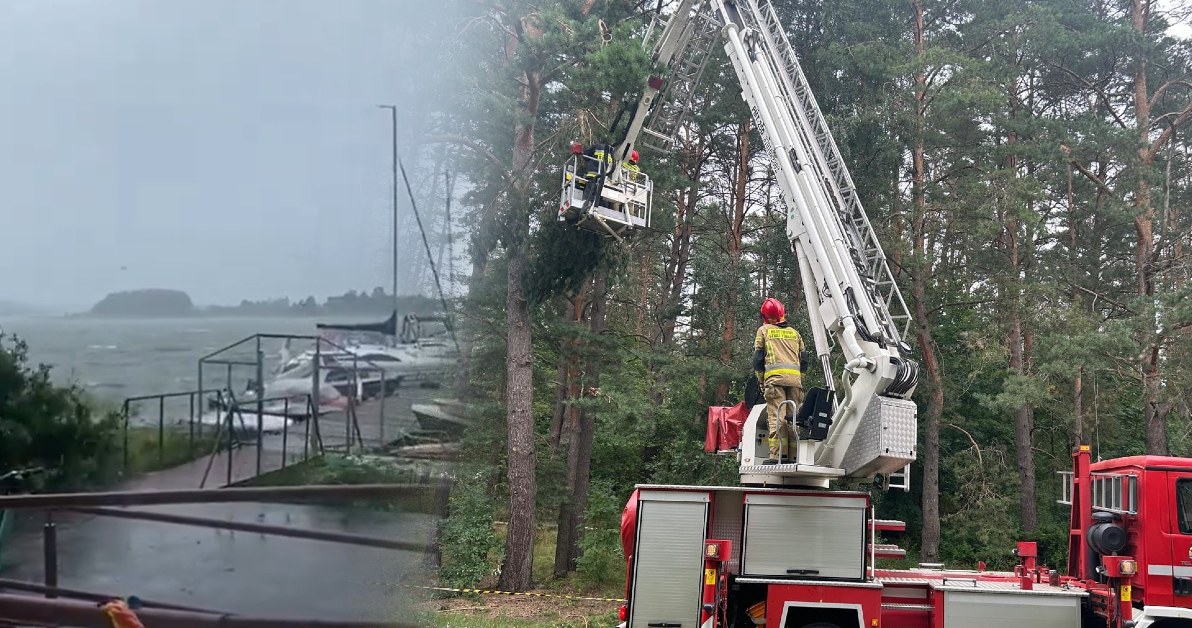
[86,287,446,317]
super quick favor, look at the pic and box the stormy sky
[0,0,462,310]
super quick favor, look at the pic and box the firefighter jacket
[583,145,614,178]
[622,161,640,181]
[753,321,805,387]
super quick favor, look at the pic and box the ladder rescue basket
[558,153,652,241]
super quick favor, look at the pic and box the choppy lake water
[0,314,395,428]
[0,315,328,399]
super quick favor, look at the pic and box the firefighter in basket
[621,150,640,181]
[580,142,614,195]
[753,297,807,464]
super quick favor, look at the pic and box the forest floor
[421,594,619,627]
[417,522,623,627]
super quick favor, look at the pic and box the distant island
[90,289,196,317]
[84,288,444,318]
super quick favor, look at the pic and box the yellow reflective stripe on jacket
[765,363,801,379]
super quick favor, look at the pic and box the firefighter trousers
[764,382,805,460]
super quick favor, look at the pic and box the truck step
[738,462,846,478]
[871,543,906,559]
[870,519,906,533]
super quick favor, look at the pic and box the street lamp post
[378,105,399,345]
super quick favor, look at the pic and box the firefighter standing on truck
[753,297,806,464]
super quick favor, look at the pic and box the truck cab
[1066,455,1192,626]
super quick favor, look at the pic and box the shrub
[0,333,122,489]
[575,481,625,589]
[438,467,502,588]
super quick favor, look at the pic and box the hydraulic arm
[575,0,921,484]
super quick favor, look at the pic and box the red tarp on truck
[705,402,749,452]
[621,489,640,601]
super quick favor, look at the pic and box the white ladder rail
[741,0,913,346]
[639,4,723,153]
[1056,470,1139,515]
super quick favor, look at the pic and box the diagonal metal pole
[397,156,459,354]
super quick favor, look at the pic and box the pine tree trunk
[497,37,542,589]
[550,290,586,453]
[1002,65,1037,532]
[914,291,943,562]
[549,349,570,455]
[1130,0,1174,456]
[499,239,537,592]
[554,273,606,575]
[657,132,703,347]
[563,271,607,572]
[554,280,590,576]
[910,0,941,563]
[659,182,697,346]
[1008,250,1036,532]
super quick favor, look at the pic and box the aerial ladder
[560,0,920,488]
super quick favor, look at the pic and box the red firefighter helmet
[629,149,639,164]
[760,297,785,324]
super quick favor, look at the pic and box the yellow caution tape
[401,584,625,603]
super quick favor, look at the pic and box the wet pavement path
[0,388,454,622]
[1,502,432,621]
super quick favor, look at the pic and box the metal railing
[198,391,325,488]
[120,390,325,488]
[121,388,224,472]
[0,480,452,628]
[197,333,396,451]
[116,328,420,489]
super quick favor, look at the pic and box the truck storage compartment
[740,493,866,580]
[629,490,710,628]
[941,588,1082,627]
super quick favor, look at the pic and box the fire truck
[617,444,1192,628]
[553,0,1192,626]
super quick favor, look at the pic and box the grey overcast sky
[0,0,460,309]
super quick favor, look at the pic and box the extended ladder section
[1058,470,1139,515]
[740,0,913,346]
[637,4,722,153]
[707,0,919,482]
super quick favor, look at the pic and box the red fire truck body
[616,446,1192,628]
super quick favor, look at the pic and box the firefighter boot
[764,437,789,464]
